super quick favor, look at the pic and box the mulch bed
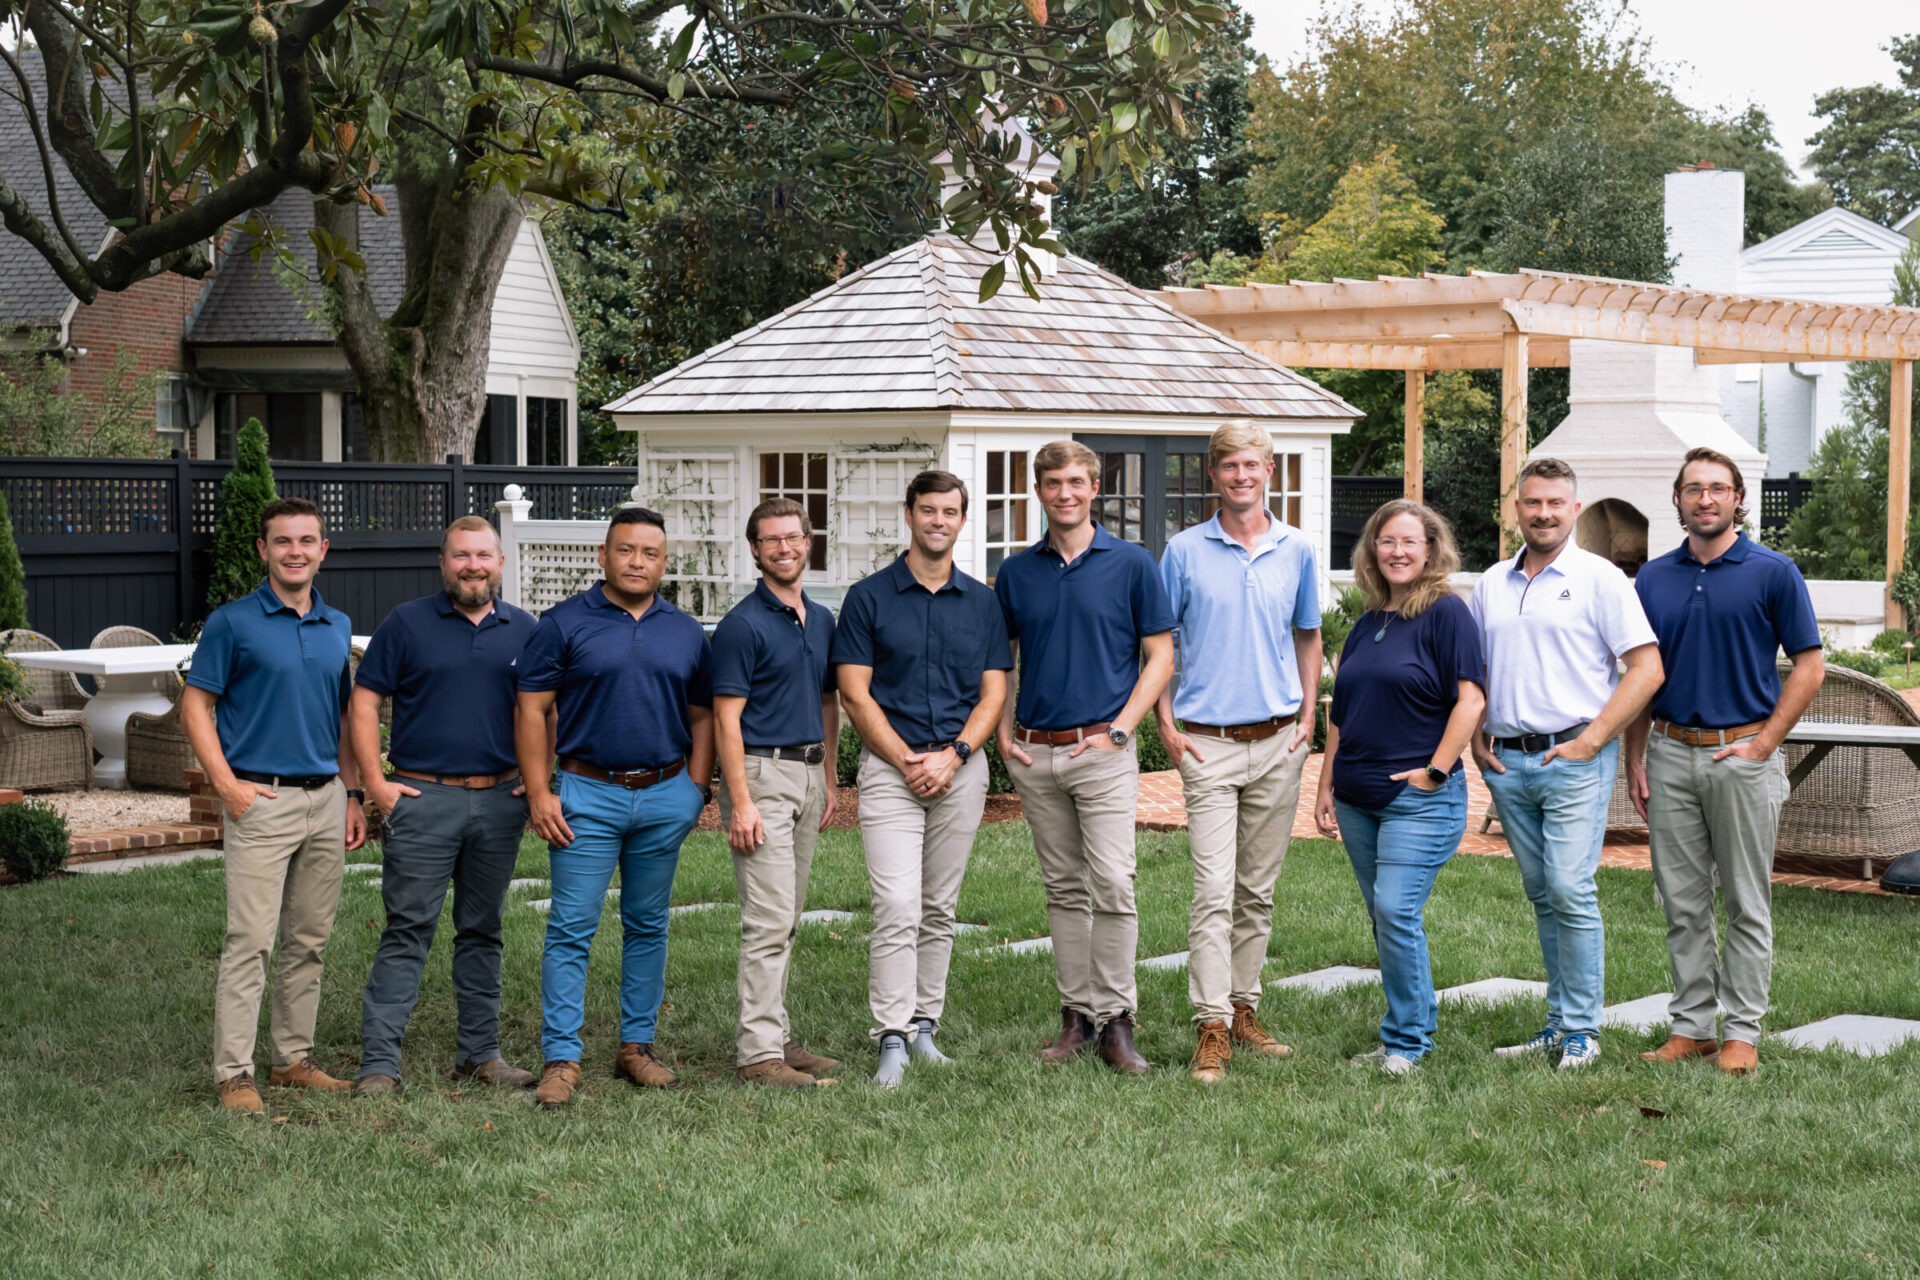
[693,786,1024,833]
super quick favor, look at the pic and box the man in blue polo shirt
[1155,421,1320,1083]
[1626,447,1822,1076]
[995,440,1175,1076]
[181,497,367,1114]
[349,515,540,1097]
[513,506,714,1108]
[833,470,1011,1087]
[712,498,841,1089]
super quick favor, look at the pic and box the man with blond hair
[996,440,1175,1075]
[1155,420,1320,1083]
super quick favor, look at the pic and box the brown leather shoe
[534,1060,582,1108]
[217,1072,264,1113]
[1039,1007,1096,1065]
[614,1042,678,1088]
[353,1073,402,1098]
[1190,1020,1232,1084]
[1715,1040,1759,1075]
[1231,1002,1293,1059]
[737,1059,826,1089]
[268,1057,351,1092]
[1097,1014,1151,1075]
[784,1040,839,1075]
[454,1057,537,1087]
[1639,1034,1719,1063]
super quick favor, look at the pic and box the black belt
[1492,724,1589,754]
[232,769,337,790]
[745,743,827,765]
[559,757,686,789]
[907,742,957,753]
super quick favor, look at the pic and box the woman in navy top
[1313,500,1485,1076]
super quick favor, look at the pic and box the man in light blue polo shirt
[1469,458,1662,1071]
[1156,420,1320,1084]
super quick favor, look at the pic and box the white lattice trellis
[833,445,939,580]
[517,539,605,614]
[645,452,739,621]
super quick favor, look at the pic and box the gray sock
[910,1018,953,1065]
[873,1033,910,1087]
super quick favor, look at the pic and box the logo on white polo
[1557,589,1572,601]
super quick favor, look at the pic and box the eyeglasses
[1373,538,1428,553]
[1679,483,1737,501]
[754,533,810,549]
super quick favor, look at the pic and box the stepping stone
[345,863,381,876]
[954,922,988,935]
[985,936,1053,956]
[1771,1015,1920,1057]
[508,879,544,892]
[798,909,857,924]
[1270,965,1382,994]
[1437,977,1549,1007]
[669,902,726,916]
[528,899,551,913]
[1138,951,1189,971]
[67,849,222,875]
[1601,993,1675,1033]
[363,877,383,889]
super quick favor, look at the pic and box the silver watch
[1107,726,1130,747]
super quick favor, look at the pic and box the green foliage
[205,420,278,610]
[1809,34,1920,226]
[1424,415,1505,569]
[837,722,863,789]
[1826,648,1888,679]
[1891,564,1920,629]
[1870,628,1913,656]
[1252,149,1443,284]
[0,340,165,459]
[1681,107,1832,246]
[1482,126,1674,281]
[0,492,27,632]
[1133,716,1174,775]
[1320,587,1366,661]
[1180,247,1253,286]
[0,800,69,882]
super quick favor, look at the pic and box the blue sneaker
[1493,1027,1565,1059]
[1556,1033,1601,1070]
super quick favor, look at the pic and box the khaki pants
[1179,732,1307,1024]
[1010,743,1141,1025]
[1646,733,1788,1046]
[720,755,828,1066]
[858,749,987,1041]
[212,779,347,1081]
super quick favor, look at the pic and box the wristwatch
[1107,726,1131,747]
[951,740,973,763]
[1423,764,1447,786]
[697,782,715,805]
[345,788,365,801]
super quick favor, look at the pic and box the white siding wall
[486,220,579,380]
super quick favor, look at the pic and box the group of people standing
[182,421,1819,1114]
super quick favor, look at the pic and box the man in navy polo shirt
[1626,447,1822,1075]
[349,515,540,1097]
[833,470,1011,1087]
[712,498,841,1089]
[182,497,367,1114]
[995,440,1175,1076]
[513,506,714,1108]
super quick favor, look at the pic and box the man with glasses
[1625,448,1822,1075]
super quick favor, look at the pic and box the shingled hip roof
[603,235,1358,419]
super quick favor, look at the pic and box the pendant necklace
[1373,610,1397,643]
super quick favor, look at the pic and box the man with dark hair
[711,498,841,1088]
[349,515,541,1097]
[182,496,367,1113]
[514,505,714,1108]
[1626,447,1823,1075]
[833,470,1011,1087]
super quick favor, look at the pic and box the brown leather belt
[559,757,687,789]
[1182,713,1299,742]
[1655,720,1767,748]
[391,768,520,790]
[1014,721,1113,746]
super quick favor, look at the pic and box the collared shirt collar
[1508,542,1578,579]
[584,580,681,617]
[886,552,965,594]
[253,579,334,620]
[1199,509,1288,547]
[1678,532,1754,566]
[431,590,504,623]
[1029,521,1120,559]
[753,578,810,615]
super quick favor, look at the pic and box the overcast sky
[1238,1,1914,178]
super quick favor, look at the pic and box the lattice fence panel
[517,540,605,615]
[645,453,738,622]
[833,446,939,581]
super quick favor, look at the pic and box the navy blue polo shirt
[185,580,352,777]
[514,582,713,771]
[711,580,837,748]
[830,554,1012,746]
[1329,594,1483,808]
[1635,533,1821,728]
[354,592,538,775]
[994,524,1176,730]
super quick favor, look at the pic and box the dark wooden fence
[1,454,635,647]
[1760,473,1813,533]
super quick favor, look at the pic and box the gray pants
[1645,733,1788,1046]
[358,779,529,1080]
[720,755,828,1066]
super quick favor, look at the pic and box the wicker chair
[0,696,93,791]
[1,628,87,713]
[125,695,198,792]
[1775,662,1920,878]
[88,624,174,697]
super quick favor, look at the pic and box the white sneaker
[1493,1027,1565,1059]
[1381,1053,1419,1078]
[1347,1046,1387,1067]
[1555,1033,1601,1070]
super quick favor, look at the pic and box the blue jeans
[1481,739,1619,1037]
[540,769,704,1062]
[1336,772,1466,1060]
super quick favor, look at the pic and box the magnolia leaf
[1106,16,1134,56]
[978,259,1007,301]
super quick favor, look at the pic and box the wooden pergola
[1164,268,1920,616]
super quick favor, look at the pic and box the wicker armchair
[0,696,93,791]
[126,695,198,792]
[1,628,87,712]
[88,624,174,697]
[1775,662,1920,878]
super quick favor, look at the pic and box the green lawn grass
[4,823,1920,1278]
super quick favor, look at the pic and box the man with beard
[1625,448,1822,1075]
[711,498,842,1088]
[832,470,1011,1087]
[349,515,541,1097]
[1470,458,1662,1070]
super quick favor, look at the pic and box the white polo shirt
[1469,542,1657,738]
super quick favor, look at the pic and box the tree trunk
[317,164,521,463]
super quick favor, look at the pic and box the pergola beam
[1891,359,1915,629]
[1500,332,1528,557]
[1244,339,1573,371]
[1405,370,1425,501]
[1501,298,1920,362]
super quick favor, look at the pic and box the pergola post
[1499,332,1529,556]
[1890,358,1915,630]
[1404,369,1425,501]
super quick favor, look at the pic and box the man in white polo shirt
[1469,458,1663,1070]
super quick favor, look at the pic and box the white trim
[1740,205,1913,265]
[614,408,1356,437]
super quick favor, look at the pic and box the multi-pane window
[1165,450,1217,545]
[1093,449,1146,544]
[1270,452,1304,527]
[215,391,323,461]
[758,451,829,571]
[983,449,1031,581]
[1077,434,1310,556]
[527,397,567,467]
[154,376,192,456]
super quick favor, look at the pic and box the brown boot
[268,1057,351,1092]
[784,1041,839,1075]
[1715,1040,1759,1075]
[1231,1003,1293,1059]
[534,1060,582,1108]
[737,1059,825,1089]
[454,1057,537,1087]
[614,1042,678,1088]
[1097,1014,1151,1075]
[1639,1034,1719,1063]
[1038,1007,1096,1065]
[1190,1020,1232,1084]
[353,1074,402,1098]
[217,1072,264,1113]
